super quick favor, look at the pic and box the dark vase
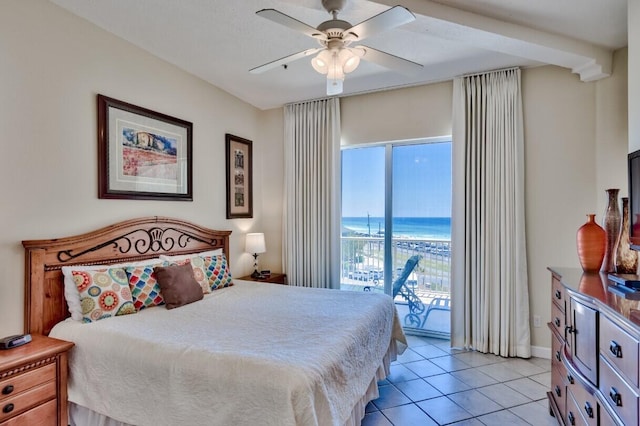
[602,188,621,273]
[576,214,606,272]
[615,197,639,274]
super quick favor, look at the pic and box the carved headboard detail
[22,217,231,335]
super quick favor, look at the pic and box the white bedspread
[50,280,406,426]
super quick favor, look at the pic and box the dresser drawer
[599,355,639,426]
[552,329,564,371]
[566,375,597,425]
[1,398,56,426]
[551,300,566,338]
[552,276,565,310]
[551,363,567,421]
[0,363,56,404]
[566,389,590,426]
[0,380,56,423]
[600,313,639,388]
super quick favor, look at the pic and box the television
[629,149,640,249]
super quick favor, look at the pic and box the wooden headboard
[22,217,231,335]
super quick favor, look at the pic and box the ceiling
[49,0,627,110]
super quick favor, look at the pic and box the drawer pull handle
[610,387,622,406]
[565,325,574,334]
[567,411,575,425]
[555,290,562,300]
[1,385,13,395]
[566,374,574,384]
[2,403,13,414]
[554,317,561,327]
[584,402,594,418]
[555,385,562,397]
[555,351,561,362]
[609,340,623,358]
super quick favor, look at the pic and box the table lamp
[246,232,266,278]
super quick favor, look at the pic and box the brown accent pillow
[154,263,203,309]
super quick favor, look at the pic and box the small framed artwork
[225,134,253,218]
[97,94,193,201]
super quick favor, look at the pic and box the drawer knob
[567,411,576,425]
[566,374,574,384]
[565,325,574,334]
[609,387,622,406]
[555,351,561,362]
[2,403,13,414]
[1,385,13,395]
[555,385,562,397]
[554,317,561,327]
[555,290,562,300]
[584,402,594,418]
[609,340,623,358]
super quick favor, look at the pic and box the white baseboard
[531,345,551,359]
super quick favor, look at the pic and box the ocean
[342,217,451,240]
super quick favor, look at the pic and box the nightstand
[0,334,74,426]
[237,273,287,285]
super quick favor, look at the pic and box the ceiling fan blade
[344,6,415,42]
[256,9,327,40]
[357,45,423,75]
[249,48,322,74]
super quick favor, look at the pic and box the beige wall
[340,54,628,352]
[0,0,629,354]
[0,0,284,336]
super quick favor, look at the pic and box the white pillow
[61,258,163,321]
[159,249,223,262]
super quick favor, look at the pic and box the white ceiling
[49,0,627,110]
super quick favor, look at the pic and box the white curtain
[451,68,531,357]
[283,98,341,288]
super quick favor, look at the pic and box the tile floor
[363,335,556,426]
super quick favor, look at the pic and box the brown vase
[577,214,606,272]
[602,189,621,273]
[615,197,639,274]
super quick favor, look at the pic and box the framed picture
[97,94,193,201]
[225,134,253,218]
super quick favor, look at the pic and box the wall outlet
[533,315,541,327]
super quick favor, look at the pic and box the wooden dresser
[0,335,73,426]
[548,267,640,426]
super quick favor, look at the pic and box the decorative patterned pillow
[203,254,234,291]
[169,258,212,294]
[71,268,136,323]
[125,261,167,310]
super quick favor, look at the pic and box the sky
[341,141,452,218]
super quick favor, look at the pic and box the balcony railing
[341,236,451,334]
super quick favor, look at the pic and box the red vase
[576,214,606,272]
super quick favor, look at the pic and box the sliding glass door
[340,138,452,337]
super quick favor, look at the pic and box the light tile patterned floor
[363,335,556,426]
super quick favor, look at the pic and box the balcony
[341,236,451,336]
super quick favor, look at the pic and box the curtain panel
[451,68,531,357]
[283,98,341,288]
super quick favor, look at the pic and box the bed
[22,217,406,426]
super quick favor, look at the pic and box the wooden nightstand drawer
[0,363,56,404]
[0,380,56,423]
[2,398,56,426]
[237,273,287,285]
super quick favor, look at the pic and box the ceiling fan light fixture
[326,77,344,95]
[341,50,360,74]
[311,50,331,74]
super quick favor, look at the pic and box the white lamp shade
[246,233,266,254]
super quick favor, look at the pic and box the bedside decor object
[97,94,193,201]
[245,232,266,278]
[576,214,606,272]
[602,188,621,272]
[615,197,639,274]
[225,134,253,218]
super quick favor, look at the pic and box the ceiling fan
[250,0,423,95]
